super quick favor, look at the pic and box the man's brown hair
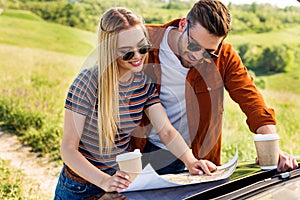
[187,0,232,37]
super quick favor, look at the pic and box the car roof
[185,164,300,200]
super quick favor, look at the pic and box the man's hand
[256,150,298,172]
[277,150,298,172]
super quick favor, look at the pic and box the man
[131,0,298,174]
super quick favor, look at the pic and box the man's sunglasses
[121,44,152,61]
[186,22,220,59]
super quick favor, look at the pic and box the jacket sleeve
[219,43,276,133]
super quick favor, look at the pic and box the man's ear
[178,18,187,32]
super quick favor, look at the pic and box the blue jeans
[142,141,186,175]
[54,167,105,200]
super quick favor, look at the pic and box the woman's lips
[130,59,142,67]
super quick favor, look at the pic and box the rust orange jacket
[130,19,276,165]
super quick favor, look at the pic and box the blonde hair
[97,7,147,154]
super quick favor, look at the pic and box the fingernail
[199,170,204,175]
[125,175,129,179]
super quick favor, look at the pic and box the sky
[219,0,300,8]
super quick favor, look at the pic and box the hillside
[0,9,96,56]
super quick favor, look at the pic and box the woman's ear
[178,18,187,32]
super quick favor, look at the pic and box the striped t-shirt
[65,66,160,174]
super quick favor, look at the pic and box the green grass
[0,159,51,199]
[0,42,87,160]
[1,9,44,21]
[0,9,96,56]
[227,25,300,47]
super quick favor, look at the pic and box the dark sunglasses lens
[187,43,201,52]
[139,45,151,54]
[122,52,134,61]
[203,52,211,59]
[122,45,151,61]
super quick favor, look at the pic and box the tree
[257,45,292,73]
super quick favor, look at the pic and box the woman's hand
[101,171,131,193]
[187,159,217,175]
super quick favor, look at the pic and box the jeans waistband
[63,165,89,184]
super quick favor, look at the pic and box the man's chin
[179,58,193,68]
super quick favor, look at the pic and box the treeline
[1,0,300,34]
[237,44,294,74]
[0,0,194,31]
[229,3,300,34]
[1,0,299,74]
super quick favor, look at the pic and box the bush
[237,44,293,74]
[0,99,44,132]
[237,43,261,68]
[257,45,293,73]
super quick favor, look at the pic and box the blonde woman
[54,7,216,199]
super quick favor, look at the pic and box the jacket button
[207,87,212,91]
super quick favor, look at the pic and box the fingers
[277,151,298,172]
[189,160,217,176]
[115,170,131,182]
[105,171,131,193]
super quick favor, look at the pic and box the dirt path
[0,130,61,198]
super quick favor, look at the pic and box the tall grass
[0,43,86,160]
[221,90,300,163]
[0,159,52,199]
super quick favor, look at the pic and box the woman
[54,7,216,199]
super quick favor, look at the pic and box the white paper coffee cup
[253,133,280,170]
[116,149,142,181]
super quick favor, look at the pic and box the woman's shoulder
[76,66,98,81]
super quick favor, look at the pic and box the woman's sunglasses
[122,44,152,61]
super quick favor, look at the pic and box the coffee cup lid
[116,149,142,162]
[253,133,279,141]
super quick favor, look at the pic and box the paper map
[122,149,238,192]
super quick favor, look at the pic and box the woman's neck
[119,71,134,84]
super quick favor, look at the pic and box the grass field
[0,9,96,56]
[227,25,300,47]
[0,8,300,198]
